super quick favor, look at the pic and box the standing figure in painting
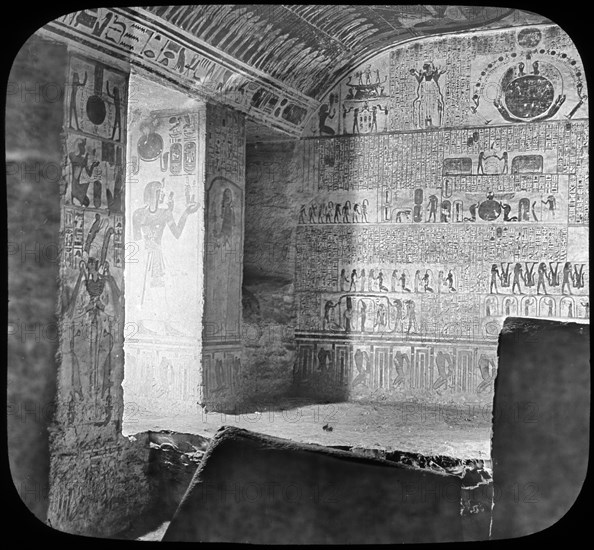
[298,204,307,224]
[410,61,446,128]
[374,301,387,332]
[69,71,88,131]
[370,105,379,133]
[477,151,486,175]
[66,223,120,421]
[352,203,361,223]
[500,262,512,288]
[542,195,556,220]
[339,269,350,292]
[105,81,122,141]
[392,350,410,389]
[325,201,333,223]
[342,201,351,223]
[391,298,404,332]
[132,180,198,308]
[391,269,398,292]
[562,262,573,295]
[548,262,561,287]
[572,264,585,289]
[317,202,326,224]
[361,199,369,223]
[349,269,358,292]
[524,262,536,289]
[69,138,100,207]
[405,300,417,334]
[308,203,317,224]
[368,269,376,292]
[537,262,548,294]
[512,263,524,294]
[544,296,555,317]
[360,269,367,293]
[343,297,354,333]
[413,270,422,293]
[334,203,342,223]
[426,194,439,223]
[215,188,236,249]
[518,198,531,222]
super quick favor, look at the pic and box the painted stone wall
[202,104,246,410]
[40,8,315,138]
[266,24,588,404]
[47,49,151,536]
[123,72,205,418]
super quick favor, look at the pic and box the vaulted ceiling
[39,5,551,141]
[142,4,550,140]
[144,5,546,100]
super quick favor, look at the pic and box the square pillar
[202,104,246,411]
[123,73,246,418]
[123,71,206,418]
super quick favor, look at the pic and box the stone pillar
[47,48,151,536]
[202,104,246,411]
[123,71,206,419]
[123,75,246,416]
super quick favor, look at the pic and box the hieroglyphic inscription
[316,121,583,192]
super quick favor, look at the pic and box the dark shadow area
[7,34,66,523]
[491,317,589,539]
[163,426,464,543]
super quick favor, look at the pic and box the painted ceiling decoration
[39,5,551,139]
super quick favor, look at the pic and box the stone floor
[123,398,493,461]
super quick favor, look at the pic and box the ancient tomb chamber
[7,5,588,540]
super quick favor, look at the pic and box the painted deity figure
[410,61,446,128]
[215,188,235,248]
[132,180,198,330]
[65,221,120,425]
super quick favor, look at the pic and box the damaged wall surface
[45,49,152,535]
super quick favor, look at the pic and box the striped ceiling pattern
[143,5,534,100]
